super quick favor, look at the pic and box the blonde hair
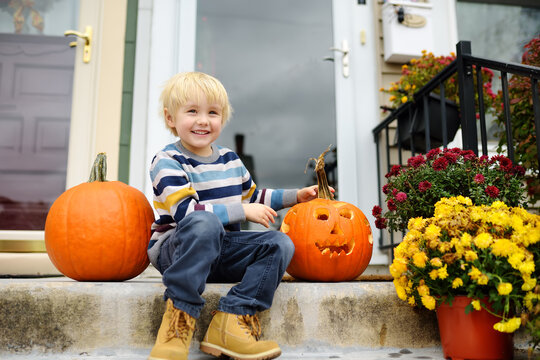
[159,72,232,136]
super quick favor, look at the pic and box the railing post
[456,41,478,154]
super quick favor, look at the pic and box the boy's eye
[187,109,197,113]
[209,110,219,115]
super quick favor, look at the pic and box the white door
[0,0,127,254]
[133,0,385,262]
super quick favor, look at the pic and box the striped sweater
[147,140,298,266]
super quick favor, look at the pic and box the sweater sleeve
[241,166,298,210]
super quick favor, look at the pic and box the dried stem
[89,153,108,182]
[307,146,334,200]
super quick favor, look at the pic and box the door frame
[131,0,388,264]
[0,0,128,249]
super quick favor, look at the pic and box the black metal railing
[372,40,540,251]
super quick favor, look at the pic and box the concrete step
[0,276,535,359]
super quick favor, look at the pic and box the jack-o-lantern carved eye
[314,207,330,221]
[339,208,353,220]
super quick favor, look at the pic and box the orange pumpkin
[45,153,155,281]
[280,148,373,281]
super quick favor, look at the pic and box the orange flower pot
[436,296,514,360]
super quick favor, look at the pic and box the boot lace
[238,314,262,340]
[167,307,196,344]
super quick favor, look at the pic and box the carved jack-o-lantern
[280,148,373,281]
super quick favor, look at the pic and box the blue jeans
[156,211,295,319]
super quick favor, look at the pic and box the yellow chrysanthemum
[429,269,438,280]
[452,278,463,288]
[468,266,482,280]
[474,233,493,249]
[493,317,522,333]
[401,96,408,103]
[408,296,416,306]
[438,265,449,280]
[471,299,481,311]
[417,284,430,296]
[508,252,525,270]
[519,260,535,275]
[389,258,407,278]
[497,282,513,295]
[522,275,537,291]
[460,232,472,247]
[430,258,442,268]
[491,239,515,257]
[413,251,428,268]
[393,280,407,301]
[477,274,489,285]
[425,224,442,240]
[408,217,424,231]
[464,250,478,262]
[421,295,436,310]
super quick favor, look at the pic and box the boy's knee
[274,232,295,261]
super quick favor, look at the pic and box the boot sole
[200,341,281,360]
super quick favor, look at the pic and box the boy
[147,72,322,360]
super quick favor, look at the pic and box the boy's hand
[297,185,335,203]
[243,203,277,228]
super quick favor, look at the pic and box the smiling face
[165,92,223,157]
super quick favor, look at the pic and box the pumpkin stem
[313,146,334,200]
[89,153,108,182]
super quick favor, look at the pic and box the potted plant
[372,147,528,233]
[493,35,540,205]
[381,50,497,152]
[389,196,540,358]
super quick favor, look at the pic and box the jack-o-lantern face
[281,198,373,282]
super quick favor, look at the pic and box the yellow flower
[389,258,407,278]
[413,251,428,268]
[393,280,408,301]
[477,274,489,285]
[452,278,463,288]
[460,233,472,247]
[401,96,408,103]
[402,64,409,70]
[497,282,513,295]
[429,269,438,280]
[474,233,493,249]
[389,95,396,102]
[471,299,481,311]
[421,295,436,310]
[491,239,515,257]
[417,284,430,296]
[468,266,482,280]
[493,317,522,333]
[425,224,441,240]
[412,84,416,90]
[524,292,538,310]
[519,260,535,275]
[438,265,449,280]
[522,275,537,291]
[508,252,525,270]
[408,296,416,306]
[430,257,442,268]
[464,250,478,262]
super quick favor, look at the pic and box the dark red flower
[498,157,513,172]
[418,181,432,192]
[485,185,500,198]
[385,165,402,178]
[433,157,449,171]
[474,174,485,184]
[407,155,426,168]
[387,199,397,211]
[375,217,387,229]
[426,148,441,160]
[372,205,382,217]
[444,152,459,164]
[395,192,408,202]
[382,183,390,194]
[513,165,526,176]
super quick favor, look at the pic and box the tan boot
[148,299,196,360]
[200,311,281,360]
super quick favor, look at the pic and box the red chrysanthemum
[395,192,408,202]
[418,181,432,192]
[433,157,449,171]
[372,205,382,217]
[474,174,485,184]
[485,185,500,198]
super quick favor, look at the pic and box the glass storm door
[0,1,79,244]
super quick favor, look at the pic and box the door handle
[329,40,349,78]
[64,26,92,64]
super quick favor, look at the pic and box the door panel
[195,0,338,191]
[0,34,75,230]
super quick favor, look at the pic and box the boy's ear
[164,108,174,127]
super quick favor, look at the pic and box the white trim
[0,231,44,241]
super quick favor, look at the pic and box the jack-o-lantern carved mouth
[313,206,356,257]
